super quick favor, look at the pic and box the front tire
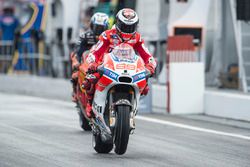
[114,105,130,155]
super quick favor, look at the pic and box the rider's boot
[85,85,95,118]
[71,53,80,103]
[71,72,78,103]
[70,52,80,102]
[82,73,100,118]
[85,100,93,118]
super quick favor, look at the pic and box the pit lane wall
[0,75,72,101]
[153,84,250,122]
[205,90,250,122]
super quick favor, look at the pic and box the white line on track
[136,116,250,141]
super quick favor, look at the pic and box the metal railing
[0,40,14,73]
[0,40,53,76]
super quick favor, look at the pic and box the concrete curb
[0,74,72,101]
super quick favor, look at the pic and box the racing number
[116,64,136,70]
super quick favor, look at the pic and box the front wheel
[114,105,131,155]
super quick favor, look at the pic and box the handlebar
[86,65,104,75]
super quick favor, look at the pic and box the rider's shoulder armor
[82,30,97,46]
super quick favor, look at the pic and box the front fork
[92,90,137,141]
[109,93,136,134]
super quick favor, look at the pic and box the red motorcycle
[76,44,150,154]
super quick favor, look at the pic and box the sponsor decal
[116,63,136,70]
[103,68,119,81]
[93,101,102,113]
[132,71,146,83]
[122,9,136,20]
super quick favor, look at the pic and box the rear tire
[78,110,91,131]
[114,105,130,155]
[92,133,113,153]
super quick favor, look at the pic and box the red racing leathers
[87,27,157,73]
[84,27,157,117]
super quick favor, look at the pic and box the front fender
[113,99,132,111]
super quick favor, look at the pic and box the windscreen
[111,44,137,62]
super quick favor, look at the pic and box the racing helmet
[115,8,139,41]
[90,12,109,36]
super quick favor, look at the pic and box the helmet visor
[93,24,107,36]
[116,20,137,34]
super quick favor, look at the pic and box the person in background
[71,12,109,102]
[0,4,20,73]
[0,5,19,42]
[83,8,157,118]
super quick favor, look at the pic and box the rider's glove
[145,57,157,76]
[87,62,98,74]
[72,64,80,72]
[145,63,155,76]
[82,73,100,90]
[86,53,98,73]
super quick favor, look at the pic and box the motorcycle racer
[84,8,157,118]
[71,12,109,102]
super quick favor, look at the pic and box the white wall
[169,63,204,114]
[151,63,205,115]
[151,85,250,121]
[205,90,250,121]
[152,84,167,113]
